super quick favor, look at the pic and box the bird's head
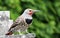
[23,9,39,16]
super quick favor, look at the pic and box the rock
[0,33,35,38]
[0,11,13,35]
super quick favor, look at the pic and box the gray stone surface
[0,11,13,35]
[0,33,35,38]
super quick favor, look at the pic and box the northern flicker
[5,9,39,35]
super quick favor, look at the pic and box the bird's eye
[29,10,32,12]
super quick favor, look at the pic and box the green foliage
[0,0,60,38]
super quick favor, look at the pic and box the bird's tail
[5,31,13,35]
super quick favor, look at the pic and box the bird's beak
[33,10,39,13]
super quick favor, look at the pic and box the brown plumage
[5,16,27,35]
[5,31,13,35]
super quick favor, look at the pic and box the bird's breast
[25,19,32,24]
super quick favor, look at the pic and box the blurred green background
[0,0,60,38]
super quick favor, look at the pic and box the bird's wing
[8,16,24,31]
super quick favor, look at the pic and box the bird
[5,8,39,35]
